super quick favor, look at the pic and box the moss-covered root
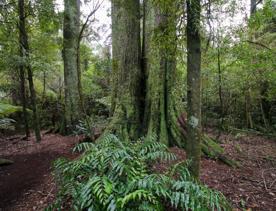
[202,135,240,167]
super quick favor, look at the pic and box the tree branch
[245,40,272,51]
[78,0,103,43]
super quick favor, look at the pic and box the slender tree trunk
[18,0,41,142]
[245,89,254,128]
[244,0,258,130]
[76,0,84,114]
[18,12,30,137]
[217,43,224,127]
[260,99,269,128]
[110,0,119,116]
[18,61,30,137]
[109,0,142,140]
[43,70,46,98]
[76,44,84,113]
[63,0,81,133]
[260,81,270,125]
[186,0,202,178]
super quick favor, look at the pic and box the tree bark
[186,0,202,178]
[245,89,254,128]
[143,0,183,147]
[217,41,224,128]
[18,63,30,137]
[109,0,142,141]
[63,0,81,133]
[18,0,41,142]
[18,16,30,138]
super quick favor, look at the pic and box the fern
[0,103,31,118]
[0,118,16,130]
[50,134,231,211]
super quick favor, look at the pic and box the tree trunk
[245,89,254,129]
[186,0,202,178]
[109,0,142,141]
[18,0,41,142]
[217,42,224,128]
[260,81,270,126]
[18,16,30,138]
[63,0,81,133]
[76,0,84,114]
[143,0,183,147]
[18,64,30,138]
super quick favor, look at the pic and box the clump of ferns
[48,134,231,211]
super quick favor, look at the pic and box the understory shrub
[48,134,231,211]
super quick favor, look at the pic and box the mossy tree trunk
[108,0,235,170]
[142,0,183,147]
[109,0,142,141]
[18,22,30,138]
[63,0,81,133]
[18,0,41,142]
[186,0,202,178]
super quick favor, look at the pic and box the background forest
[0,0,276,210]
[1,0,275,136]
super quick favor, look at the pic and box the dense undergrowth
[48,134,230,211]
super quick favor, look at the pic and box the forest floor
[0,130,275,211]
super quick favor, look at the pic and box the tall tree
[18,0,41,142]
[63,0,81,132]
[18,46,30,138]
[143,0,183,146]
[109,0,142,140]
[186,0,202,178]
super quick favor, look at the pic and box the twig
[245,40,272,50]
[269,179,276,189]
[261,170,268,191]
[45,187,55,199]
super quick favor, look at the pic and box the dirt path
[0,133,80,210]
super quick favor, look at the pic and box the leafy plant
[74,115,107,140]
[0,103,30,118]
[0,118,16,130]
[49,134,231,211]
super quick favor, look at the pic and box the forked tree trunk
[109,0,142,140]
[143,0,183,147]
[18,0,41,142]
[186,0,202,178]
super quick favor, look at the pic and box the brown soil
[0,132,81,211]
[0,131,275,211]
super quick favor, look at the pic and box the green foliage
[0,118,16,130]
[74,115,108,140]
[49,134,230,211]
[0,103,30,118]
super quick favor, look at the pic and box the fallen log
[202,135,240,167]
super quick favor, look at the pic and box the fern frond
[73,142,95,152]
[118,190,158,208]
[50,134,231,211]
